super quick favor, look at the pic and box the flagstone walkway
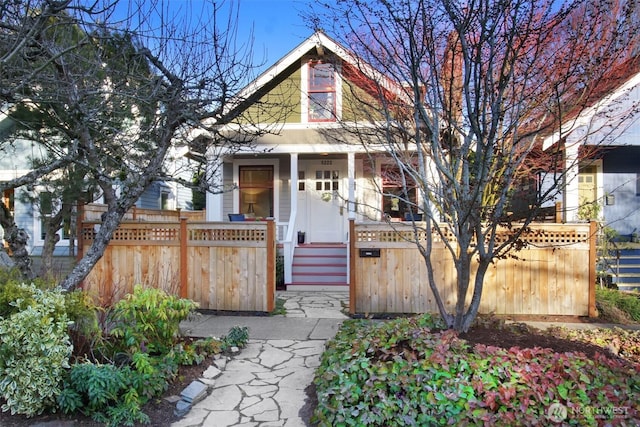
[171,291,349,427]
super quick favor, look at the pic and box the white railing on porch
[281,208,298,284]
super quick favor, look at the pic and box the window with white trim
[239,166,274,218]
[308,61,336,122]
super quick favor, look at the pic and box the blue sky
[236,0,317,65]
[215,0,319,74]
[109,0,319,75]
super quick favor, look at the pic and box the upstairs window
[308,61,336,122]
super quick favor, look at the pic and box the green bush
[597,288,640,322]
[224,325,249,348]
[56,285,204,424]
[313,317,640,426]
[0,285,72,416]
[58,361,152,427]
[0,268,54,317]
[107,285,198,355]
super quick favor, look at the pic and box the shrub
[64,290,102,360]
[58,361,152,427]
[597,288,640,322]
[107,285,198,355]
[0,285,72,416]
[224,325,249,348]
[0,269,54,317]
[313,317,640,426]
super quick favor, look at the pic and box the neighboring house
[543,56,640,239]
[196,31,417,289]
[0,111,194,258]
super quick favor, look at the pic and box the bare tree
[0,0,280,289]
[312,0,640,331]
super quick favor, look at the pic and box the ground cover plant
[313,315,640,426]
[0,276,249,426]
[596,288,640,324]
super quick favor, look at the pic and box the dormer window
[308,61,336,122]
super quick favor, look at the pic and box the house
[0,110,194,260]
[195,31,415,290]
[542,56,640,238]
[542,56,640,290]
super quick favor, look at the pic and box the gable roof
[224,30,404,119]
[542,55,640,150]
[237,31,351,101]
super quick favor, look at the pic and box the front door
[302,159,346,243]
[578,165,597,219]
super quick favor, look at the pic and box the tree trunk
[0,201,36,280]
[57,207,126,292]
[39,205,69,279]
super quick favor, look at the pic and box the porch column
[284,153,298,285]
[563,139,580,223]
[205,158,224,221]
[347,152,356,219]
[290,153,298,218]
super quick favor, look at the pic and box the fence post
[266,218,276,312]
[554,201,562,223]
[349,219,356,315]
[179,217,188,299]
[588,220,597,317]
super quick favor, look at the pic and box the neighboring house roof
[543,55,640,150]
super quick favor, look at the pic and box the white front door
[301,159,346,243]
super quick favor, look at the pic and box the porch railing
[282,207,298,284]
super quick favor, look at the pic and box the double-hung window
[308,61,336,122]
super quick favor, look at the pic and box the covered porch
[203,142,419,289]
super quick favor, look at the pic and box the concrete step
[602,248,640,288]
[617,284,640,292]
[610,257,640,266]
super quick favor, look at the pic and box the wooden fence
[79,219,276,312]
[350,220,596,317]
[81,203,206,221]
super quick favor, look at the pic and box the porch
[203,148,430,289]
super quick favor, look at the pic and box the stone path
[171,291,349,427]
